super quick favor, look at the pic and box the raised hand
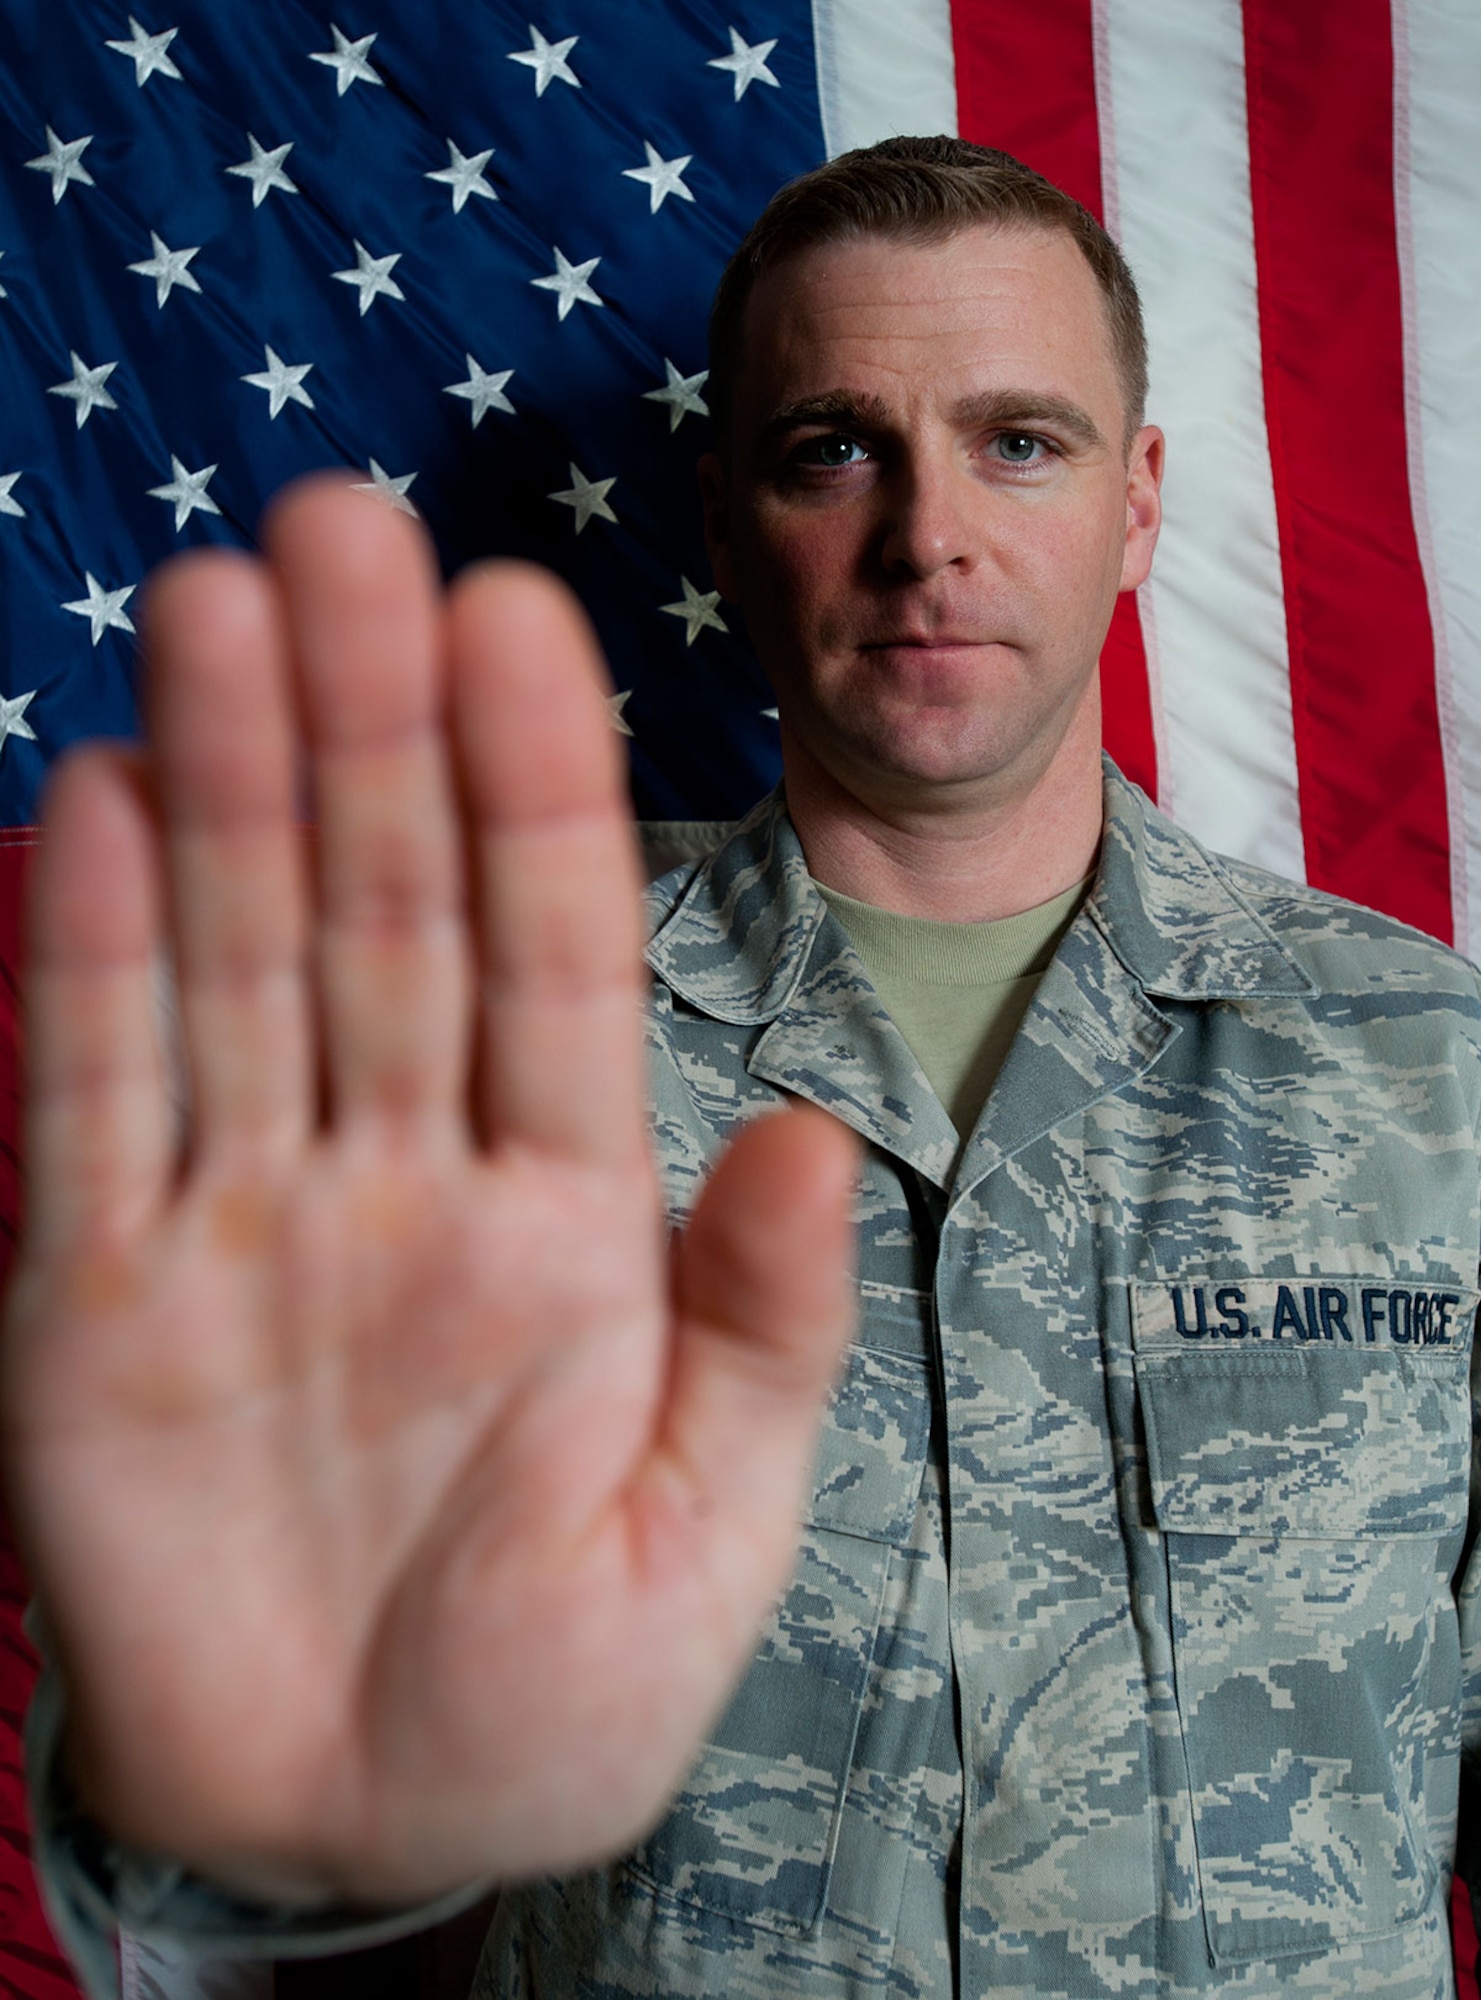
[1,478,857,1909]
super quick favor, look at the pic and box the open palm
[1,480,856,1908]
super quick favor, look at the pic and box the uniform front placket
[938,921,1182,1993]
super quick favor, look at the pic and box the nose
[877,453,977,580]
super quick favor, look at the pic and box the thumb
[660,1102,859,1545]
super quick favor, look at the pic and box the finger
[448,563,648,1166]
[261,477,471,1134]
[660,1104,859,1534]
[23,751,172,1256]
[143,550,312,1165]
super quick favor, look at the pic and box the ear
[1118,425,1164,594]
[698,452,739,602]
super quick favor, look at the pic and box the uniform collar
[644,759,1313,1018]
[1085,760,1313,1001]
[643,786,827,1025]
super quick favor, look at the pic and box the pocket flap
[1132,1281,1473,1538]
[808,1343,932,1544]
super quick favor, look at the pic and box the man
[6,138,1479,1999]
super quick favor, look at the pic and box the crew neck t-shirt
[817,876,1091,1139]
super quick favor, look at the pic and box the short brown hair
[707,135,1148,450]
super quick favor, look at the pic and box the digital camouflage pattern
[31,764,1481,1999]
[478,762,1481,1999]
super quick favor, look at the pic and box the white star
[443,354,515,427]
[708,26,780,99]
[0,473,25,519]
[0,689,38,753]
[148,456,221,531]
[309,24,382,95]
[661,576,728,646]
[548,463,617,534]
[622,142,694,214]
[241,345,314,418]
[128,231,202,308]
[508,26,580,95]
[532,246,602,320]
[643,359,709,432]
[607,689,633,737]
[426,139,497,214]
[225,135,298,207]
[47,351,119,428]
[63,574,137,647]
[25,128,95,205]
[105,16,182,85]
[351,459,418,515]
[333,240,405,315]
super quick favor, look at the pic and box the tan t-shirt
[817,876,1090,1138]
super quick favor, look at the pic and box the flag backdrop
[2,2,1481,1994]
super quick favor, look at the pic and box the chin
[837,736,1031,805]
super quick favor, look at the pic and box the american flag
[0,0,824,829]
[3,2,1481,1996]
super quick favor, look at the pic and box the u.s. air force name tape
[1131,1279,1480,1349]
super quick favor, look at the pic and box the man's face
[701,223,1163,816]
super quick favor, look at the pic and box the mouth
[861,633,987,651]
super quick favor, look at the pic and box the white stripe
[810,0,957,159]
[1392,0,1481,959]
[1095,0,1306,882]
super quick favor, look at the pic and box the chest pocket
[626,1307,934,1936]
[1133,1282,1474,1966]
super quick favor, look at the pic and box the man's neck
[780,727,1104,924]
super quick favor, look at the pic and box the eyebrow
[760,387,1108,453]
[761,390,892,438]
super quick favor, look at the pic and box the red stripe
[1099,595,1157,803]
[0,838,81,2000]
[951,0,1104,211]
[1243,0,1451,938]
[0,1509,84,2000]
[951,0,1159,802]
[1455,1878,1481,2000]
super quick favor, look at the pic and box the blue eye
[802,435,867,467]
[995,432,1041,463]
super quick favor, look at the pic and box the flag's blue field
[0,1,829,826]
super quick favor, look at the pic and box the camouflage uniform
[33,764,1481,1998]
[480,763,1481,1999]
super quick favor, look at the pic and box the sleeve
[25,1667,492,2000]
